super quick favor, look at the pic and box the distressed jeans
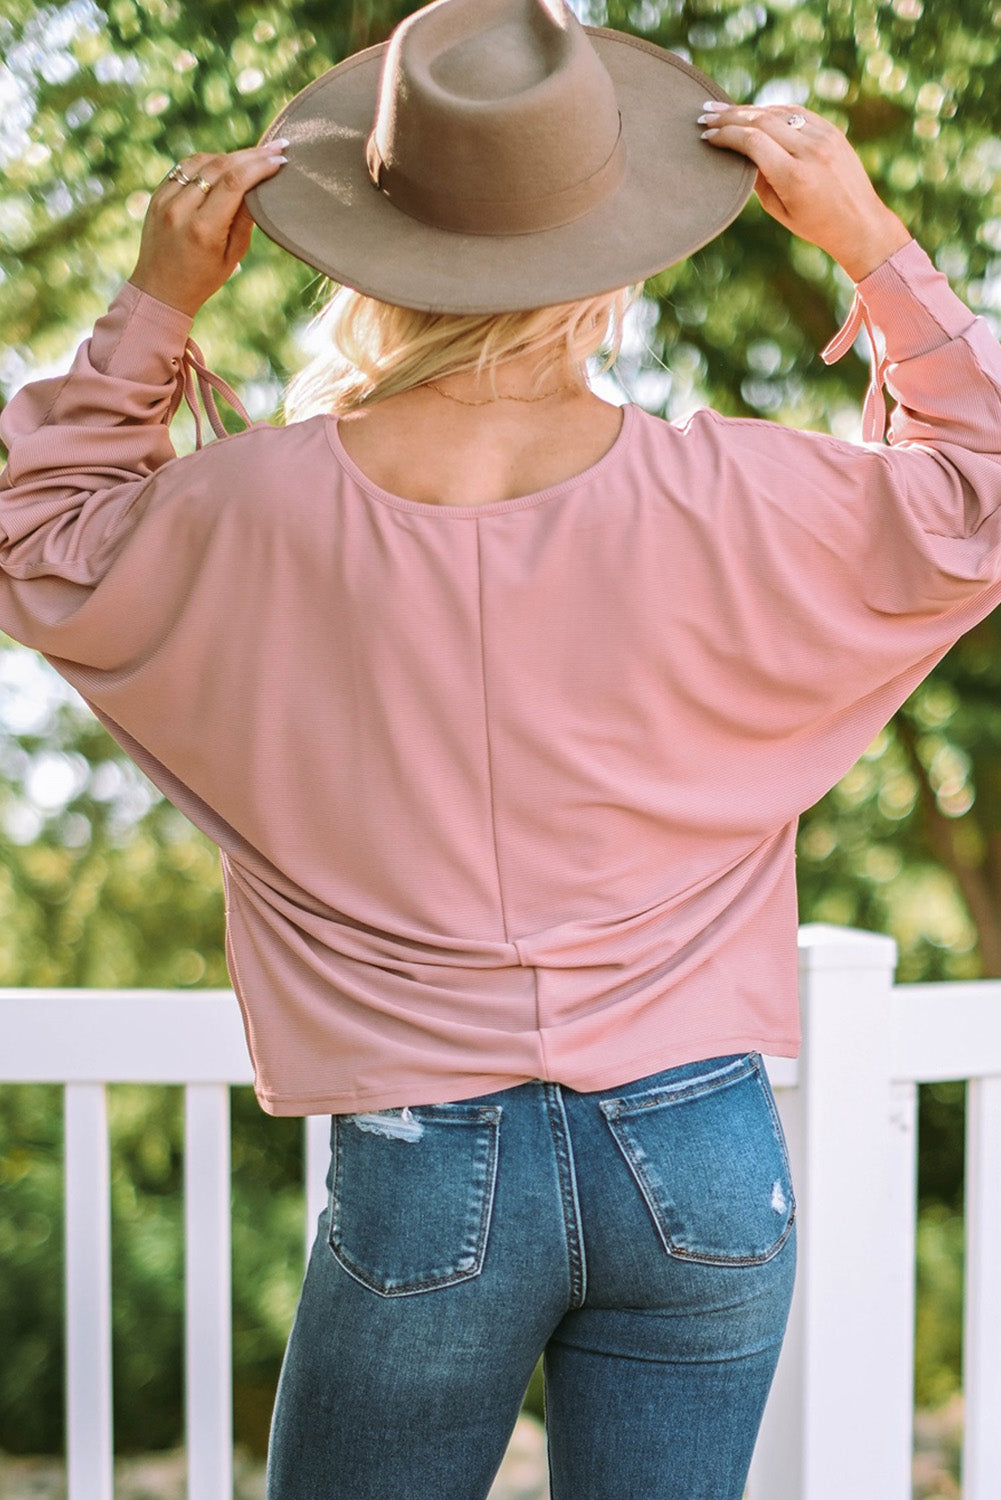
[266,1051,797,1500]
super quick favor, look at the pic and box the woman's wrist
[833,210,913,284]
[127,272,203,318]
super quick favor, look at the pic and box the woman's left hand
[128,143,289,317]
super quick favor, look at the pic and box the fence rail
[3,924,1001,1499]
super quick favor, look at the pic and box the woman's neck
[421,353,585,407]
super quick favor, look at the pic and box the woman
[3,0,1000,1495]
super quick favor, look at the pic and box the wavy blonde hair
[284,283,640,421]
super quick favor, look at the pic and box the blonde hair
[284,283,640,421]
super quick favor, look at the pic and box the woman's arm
[699,100,1001,604]
[0,145,286,608]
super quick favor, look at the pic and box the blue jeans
[266,1051,797,1499]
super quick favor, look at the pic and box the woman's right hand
[128,143,288,317]
[699,102,912,282]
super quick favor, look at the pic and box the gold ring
[193,175,212,195]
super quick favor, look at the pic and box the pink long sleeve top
[3,240,1001,1115]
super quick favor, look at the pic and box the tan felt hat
[245,0,754,314]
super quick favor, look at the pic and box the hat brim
[245,28,754,314]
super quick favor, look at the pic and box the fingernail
[697,114,716,124]
[702,100,727,110]
[272,155,288,164]
[701,129,719,140]
[270,137,291,148]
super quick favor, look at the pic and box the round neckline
[323,402,637,517]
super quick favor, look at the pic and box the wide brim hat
[245,0,754,314]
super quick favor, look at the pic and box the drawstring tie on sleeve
[169,337,254,448]
[819,289,889,444]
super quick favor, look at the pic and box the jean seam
[543,1084,587,1309]
[663,1210,796,1267]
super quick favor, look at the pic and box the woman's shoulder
[135,413,339,536]
[173,411,334,481]
[632,399,875,467]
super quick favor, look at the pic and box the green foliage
[0,644,228,990]
[0,1087,64,1454]
[918,1082,965,1216]
[3,0,1001,1459]
[914,1203,966,1409]
[911,1081,966,1409]
[229,1091,304,1455]
[797,619,1001,985]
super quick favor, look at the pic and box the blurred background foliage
[2,0,999,1458]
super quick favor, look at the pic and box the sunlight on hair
[284,284,641,422]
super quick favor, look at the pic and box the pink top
[3,240,1001,1115]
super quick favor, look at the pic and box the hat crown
[423,0,567,97]
[367,0,625,236]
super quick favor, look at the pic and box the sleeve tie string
[819,288,889,445]
[168,338,254,448]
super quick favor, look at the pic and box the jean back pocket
[328,1102,502,1296]
[600,1054,795,1266]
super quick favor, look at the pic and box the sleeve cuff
[90,282,195,385]
[856,239,978,363]
[117,280,195,340]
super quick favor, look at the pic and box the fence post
[963,1074,1001,1497]
[184,1085,233,1500]
[304,1114,331,1265]
[64,1083,114,1500]
[749,923,916,1500]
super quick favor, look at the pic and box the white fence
[3,922,1001,1499]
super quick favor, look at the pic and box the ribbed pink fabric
[3,240,1001,1114]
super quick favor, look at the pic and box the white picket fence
[3,921,1001,1499]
